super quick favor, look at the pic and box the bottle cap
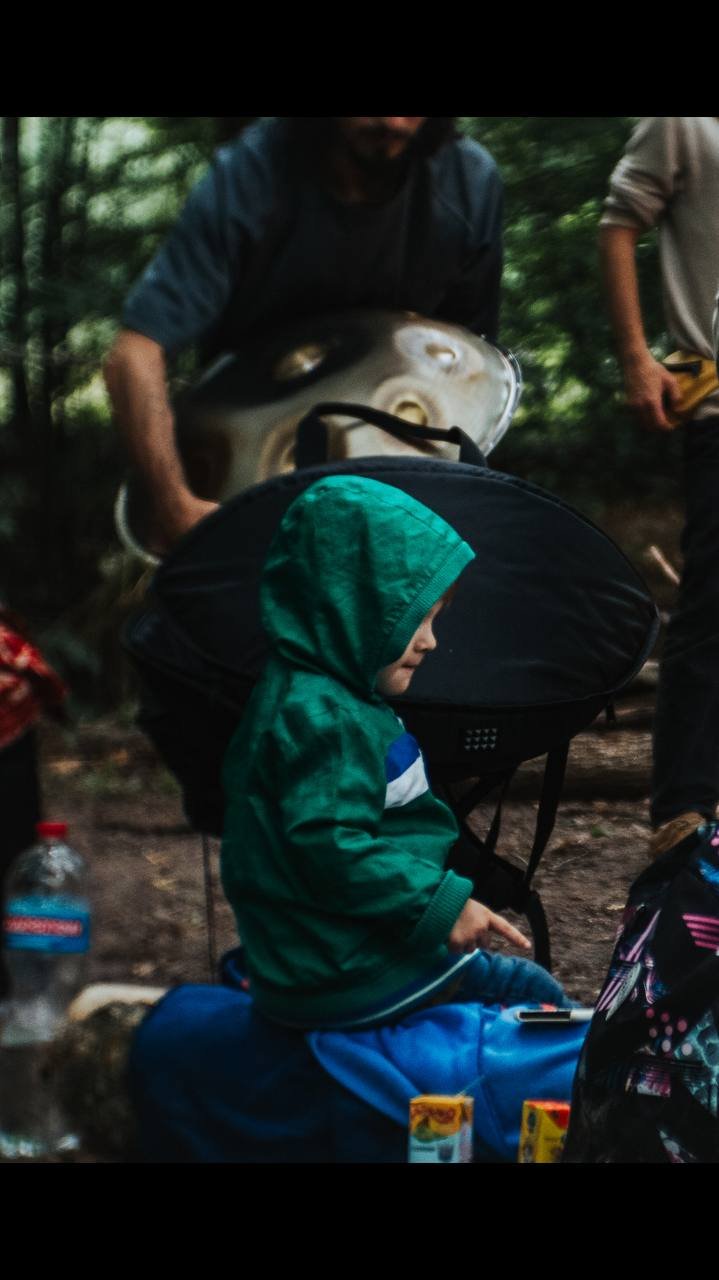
[36,821,68,839]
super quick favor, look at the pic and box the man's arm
[599,224,681,432]
[108,134,263,551]
[104,330,218,553]
[434,152,504,342]
[439,236,503,342]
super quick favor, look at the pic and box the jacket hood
[260,475,475,695]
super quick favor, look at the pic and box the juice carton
[408,1095,474,1163]
[518,1100,571,1163]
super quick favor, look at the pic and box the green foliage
[0,116,237,706]
[461,117,679,509]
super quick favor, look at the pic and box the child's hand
[448,898,531,955]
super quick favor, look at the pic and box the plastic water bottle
[0,822,90,1158]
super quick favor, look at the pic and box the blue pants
[652,418,719,826]
[225,947,572,1032]
[451,949,570,1009]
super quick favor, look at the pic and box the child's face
[376,588,452,698]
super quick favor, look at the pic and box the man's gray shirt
[601,116,719,418]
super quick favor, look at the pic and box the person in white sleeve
[599,117,719,855]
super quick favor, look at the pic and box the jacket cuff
[407,871,473,951]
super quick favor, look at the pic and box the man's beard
[343,126,419,183]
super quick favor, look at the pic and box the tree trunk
[1,116,31,430]
[33,117,77,611]
[38,116,77,451]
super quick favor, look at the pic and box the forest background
[0,116,679,714]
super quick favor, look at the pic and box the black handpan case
[125,455,658,837]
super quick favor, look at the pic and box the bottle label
[2,896,90,954]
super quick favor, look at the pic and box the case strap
[294,401,487,469]
[444,742,570,972]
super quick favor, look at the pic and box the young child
[221,475,570,1028]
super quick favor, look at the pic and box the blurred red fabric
[0,622,67,750]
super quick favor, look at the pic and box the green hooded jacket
[221,475,476,1024]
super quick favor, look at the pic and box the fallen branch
[645,544,680,587]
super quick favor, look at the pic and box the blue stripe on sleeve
[385,733,421,783]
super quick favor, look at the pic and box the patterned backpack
[564,821,719,1163]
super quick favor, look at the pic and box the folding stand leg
[441,770,556,973]
[201,833,218,983]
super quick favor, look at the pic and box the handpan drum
[116,309,521,561]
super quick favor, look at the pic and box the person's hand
[448,898,531,955]
[623,353,682,431]
[150,493,220,556]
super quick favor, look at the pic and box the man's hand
[599,225,682,432]
[148,493,219,556]
[448,898,531,955]
[623,352,682,432]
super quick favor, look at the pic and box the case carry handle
[294,401,487,470]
